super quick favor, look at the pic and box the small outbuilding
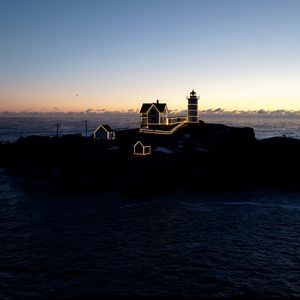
[134,141,151,156]
[94,124,115,140]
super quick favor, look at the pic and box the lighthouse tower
[187,89,199,123]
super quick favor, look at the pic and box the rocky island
[1,121,300,195]
[1,90,300,195]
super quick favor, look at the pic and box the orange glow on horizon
[1,79,300,113]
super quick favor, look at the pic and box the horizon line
[1,108,300,115]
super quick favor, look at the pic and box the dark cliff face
[0,123,299,193]
[255,137,300,189]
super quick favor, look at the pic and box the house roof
[95,124,114,133]
[134,141,144,148]
[140,103,167,113]
[134,141,150,148]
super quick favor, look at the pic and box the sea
[1,112,300,142]
[1,113,300,298]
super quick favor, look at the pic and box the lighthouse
[187,89,199,123]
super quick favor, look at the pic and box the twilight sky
[1,0,300,112]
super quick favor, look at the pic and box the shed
[134,141,151,156]
[94,124,115,140]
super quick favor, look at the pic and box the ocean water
[0,173,300,298]
[1,114,300,297]
[0,113,139,143]
[202,113,300,140]
[1,113,300,142]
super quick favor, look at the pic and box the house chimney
[156,99,159,104]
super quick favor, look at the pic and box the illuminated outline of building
[187,90,199,123]
[133,141,151,155]
[140,100,168,129]
[139,90,199,133]
[94,124,116,140]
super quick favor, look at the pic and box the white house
[94,124,115,140]
[140,100,168,128]
[138,90,199,135]
[133,141,151,156]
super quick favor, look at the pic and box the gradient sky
[1,0,300,112]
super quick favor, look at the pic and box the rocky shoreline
[1,122,300,194]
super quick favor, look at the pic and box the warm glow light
[1,1,300,112]
[134,141,151,155]
[94,125,115,140]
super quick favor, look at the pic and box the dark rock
[0,123,299,193]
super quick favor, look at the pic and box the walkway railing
[139,121,187,135]
[168,116,187,125]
